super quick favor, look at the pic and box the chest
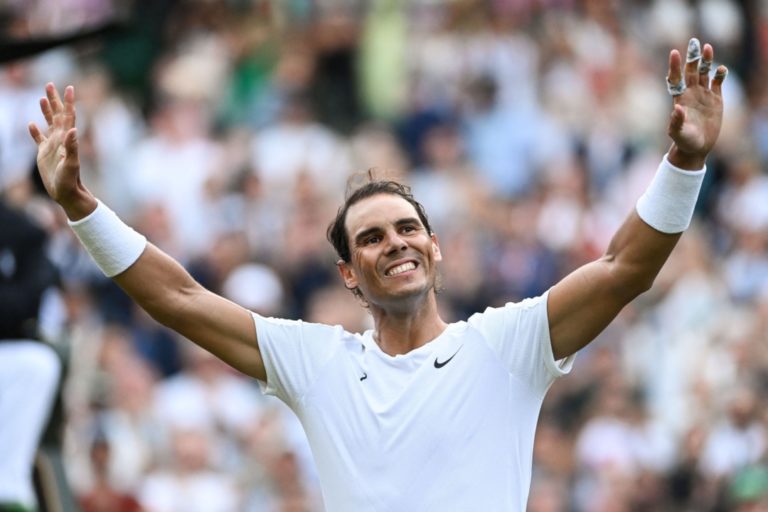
[297,332,539,463]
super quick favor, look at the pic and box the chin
[382,280,435,302]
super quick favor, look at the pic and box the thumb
[63,128,80,170]
[668,104,686,136]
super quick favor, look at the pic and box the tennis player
[29,38,726,511]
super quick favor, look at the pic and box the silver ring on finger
[666,77,686,96]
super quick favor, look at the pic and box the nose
[384,231,407,255]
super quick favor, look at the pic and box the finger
[63,85,76,129]
[684,37,701,87]
[28,122,45,145]
[45,82,63,118]
[39,97,54,127]
[711,65,728,96]
[666,49,685,99]
[698,43,713,87]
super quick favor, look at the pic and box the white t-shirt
[253,292,574,512]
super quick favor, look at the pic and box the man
[0,198,62,512]
[28,38,726,510]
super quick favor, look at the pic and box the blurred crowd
[2,0,768,511]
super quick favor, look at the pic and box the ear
[337,260,358,290]
[430,234,442,262]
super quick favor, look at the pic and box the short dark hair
[326,180,433,264]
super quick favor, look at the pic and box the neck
[369,294,447,356]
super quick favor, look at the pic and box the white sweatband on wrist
[68,199,147,277]
[635,154,705,234]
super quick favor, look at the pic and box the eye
[401,225,417,234]
[365,235,381,245]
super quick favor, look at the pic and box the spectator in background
[79,434,143,512]
[138,428,240,512]
[0,197,62,512]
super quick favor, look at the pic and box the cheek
[351,251,377,278]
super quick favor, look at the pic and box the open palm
[666,40,726,160]
[28,83,94,219]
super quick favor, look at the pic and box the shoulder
[468,292,549,326]
[253,312,364,351]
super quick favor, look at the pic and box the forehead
[345,193,421,236]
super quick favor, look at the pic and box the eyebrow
[353,217,422,245]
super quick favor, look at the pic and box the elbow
[604,256,657,303]
[618,271,656,303]
[141,281,202,330]
[626,275,655,300]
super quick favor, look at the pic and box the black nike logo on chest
[434,345,463,369]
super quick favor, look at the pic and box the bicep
[547,257,632,360]
[114,244,265,380]
[170,288,265,380]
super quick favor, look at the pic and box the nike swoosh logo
[359,372,368,381]
[434,346,463,369]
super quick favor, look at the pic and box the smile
[386,261,417,276]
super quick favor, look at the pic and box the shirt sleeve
[467,290,574,394]
[252,313,342,407]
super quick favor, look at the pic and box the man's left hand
[665,38,727,170]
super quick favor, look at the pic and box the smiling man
[29,38,726,511]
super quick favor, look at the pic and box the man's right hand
[28,83,97,220]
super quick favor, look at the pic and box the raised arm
[547,39,726,360]
[28,84,266,380]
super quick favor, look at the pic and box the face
[339,194,441,309]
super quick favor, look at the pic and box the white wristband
[68,199,147,277]
[635,154,705,234]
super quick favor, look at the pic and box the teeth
[387,262,416,276]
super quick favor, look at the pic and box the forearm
[548,155,704,358]
[113,244,262,377]
[58,190,183,322]
[60,189,193,317]
[112,243,202,328]
[66,200,205,327]
[65,199,263,376]
[603,211,681,300]
[606,153,704,295]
